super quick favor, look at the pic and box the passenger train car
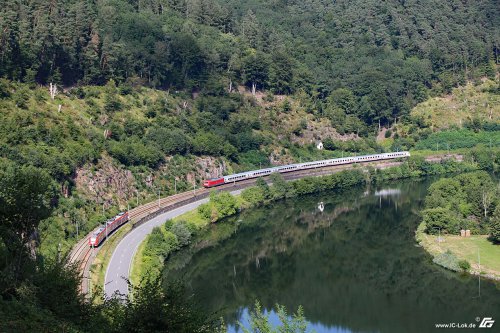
[203,151,410,188]
[89,211,129,247]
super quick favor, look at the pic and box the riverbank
[416,223,500,281]
[131,153,482,283]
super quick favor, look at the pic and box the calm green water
[165,179,500,333]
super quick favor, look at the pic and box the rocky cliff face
[74,154,137,210]
[74,154,229,210]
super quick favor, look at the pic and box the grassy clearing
[410,148,463,157]
[90,223,132,294]
[409,147,480,159]
[418,227,500,279]
[171,208,209,227]
[411,79,500,128]
[414,129,500,150]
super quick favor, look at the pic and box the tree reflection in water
[165,178,500,333]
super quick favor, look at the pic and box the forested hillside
[1,0,499,128]
[1,0,500,331]
[0,0,499,270]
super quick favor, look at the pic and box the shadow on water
[165,178,500,333]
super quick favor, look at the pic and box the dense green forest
[1,0,499,127]
[422,171,500,238]
[1,0,500,331]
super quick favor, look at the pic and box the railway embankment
[70,152,469,297]
[121,154,473,292]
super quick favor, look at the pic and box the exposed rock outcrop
[74,154,136,209]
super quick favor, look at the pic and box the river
[165,178,500,332]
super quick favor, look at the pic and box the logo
[479,317,495,328]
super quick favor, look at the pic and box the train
[203,151,410,188]
[89,211,129,247]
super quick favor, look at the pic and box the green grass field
[419,232,500,278]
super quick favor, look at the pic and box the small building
[316,141,324,150]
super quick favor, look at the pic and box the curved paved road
[103,154,461,298]
[104,190,241,298]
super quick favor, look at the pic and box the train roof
[92,226,105,236]
[222,151,410,180]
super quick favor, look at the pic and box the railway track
[68,234,92,293]
[69,160,391,292]
[69,153,462,295]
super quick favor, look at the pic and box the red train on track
[89,212,129,247]
[203,151,410,188]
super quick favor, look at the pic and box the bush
[230,132,263,153]
[108,137,163,167]
[490,205,500,243]
[198,191,239,223]
[241,187,266,205]
[385,129,392,138]
[468,146,495,170]
[423,207,461,235]
[237,150,269,170]
[269,173,289,200]
[146,128,191,155]
[264,94,274,102]
[13,86,30,109]
[0,78,11,98]
[433,250,460,272]
[192,132,225,156]
[458,259,471,272]
[197,203,212,221]
[170,223,192,248]
[104,93,122,112]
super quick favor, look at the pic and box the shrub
[458,259,471,272]
[108,137,163,167]
[385,129,392,138]
[197,203,211,221]
[192,132,225,156]
[104,93,122,112]
[13,86,30,109]
[282,99,291,112]
[423,207,461,235]
[146,128,191,155]
[0,79,11,99]
[241,187,266,205]
[170,223,192,248]
[237,150,269,169]
[433,250,460,272]
[490,205,500,243]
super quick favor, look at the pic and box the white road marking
[104,195,224,297]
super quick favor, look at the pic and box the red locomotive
[89,211,129,247]
[203,178,225,187]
